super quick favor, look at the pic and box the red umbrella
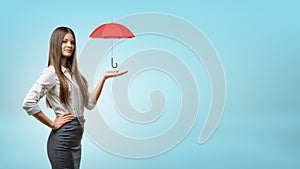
[89,23,135,68]
[90,23,135,38]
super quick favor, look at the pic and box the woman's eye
[62,40,74,45]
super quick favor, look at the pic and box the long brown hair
[46,26,89,107]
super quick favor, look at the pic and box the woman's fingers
[105,70,128,78]
[106,70,119,73]
[117,70,128,76]
[52,113,75,130]
[61,112,74,119]
[61,112,72,116]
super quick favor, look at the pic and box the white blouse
[22,65,95,118]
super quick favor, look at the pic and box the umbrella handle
[111,57,118,68]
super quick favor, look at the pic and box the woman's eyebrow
[62,38,74,41]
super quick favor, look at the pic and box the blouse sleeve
[22,67,56,115]
[85,92,96,110]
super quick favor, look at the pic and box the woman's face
[61,32,75,58]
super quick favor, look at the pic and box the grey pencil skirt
[47,120,84,169]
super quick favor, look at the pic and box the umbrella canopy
[89,23,135,38]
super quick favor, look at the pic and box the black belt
[73,117,85,122]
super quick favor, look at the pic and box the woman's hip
[47,120,84,149]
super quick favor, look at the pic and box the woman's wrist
[102,75,107,81]
[51,122,55,130]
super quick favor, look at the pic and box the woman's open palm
[104,70,128,79]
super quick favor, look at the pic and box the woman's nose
[66,41,72,47]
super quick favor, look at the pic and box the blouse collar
[61,66,69,73]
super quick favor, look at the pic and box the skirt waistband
[73,116,85,125]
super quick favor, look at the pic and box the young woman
[22,26,127,169]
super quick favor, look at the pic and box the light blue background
[0,0,299,168]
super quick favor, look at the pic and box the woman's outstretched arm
[90,70,128,104]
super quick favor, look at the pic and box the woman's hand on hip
[52,112,74,130]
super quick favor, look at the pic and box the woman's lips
[64,49,73,53]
